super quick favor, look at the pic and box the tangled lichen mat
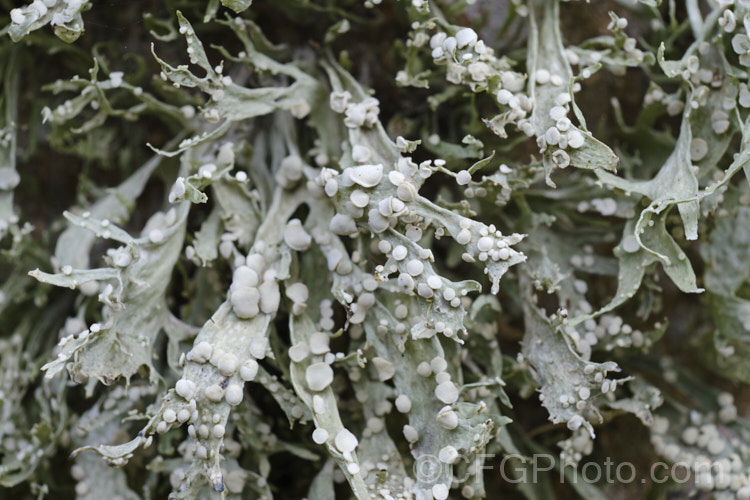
[2,0,750,499]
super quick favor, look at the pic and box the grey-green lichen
[3,0,750,499]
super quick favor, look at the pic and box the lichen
[3,1,750,499]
